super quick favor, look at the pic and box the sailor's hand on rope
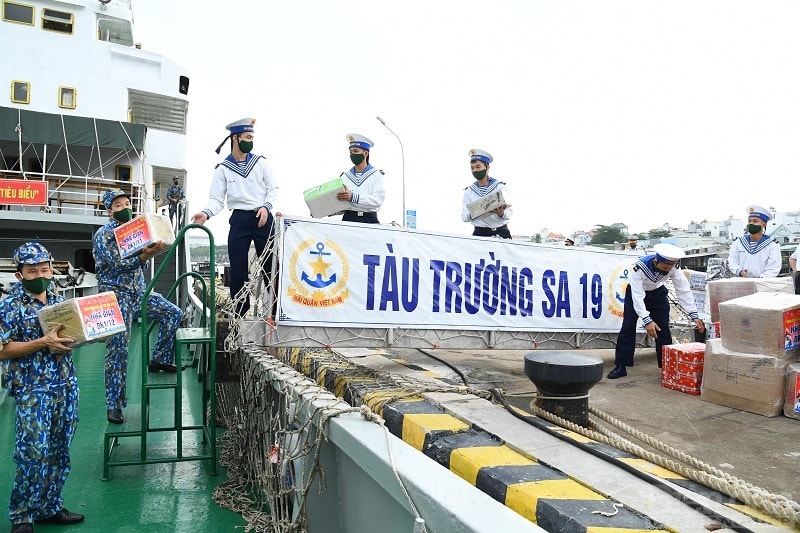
[191,212,208,225]
[644,322,660,338]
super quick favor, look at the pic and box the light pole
[376,116,406,228]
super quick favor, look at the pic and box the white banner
[277,217,641,332]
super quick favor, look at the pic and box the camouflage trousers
[9,381,79,524]
[105,291,182,410]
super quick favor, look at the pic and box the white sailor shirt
[202,153,279,218]
[461,177,512,229]
[628,254,699,327]
[727,234,781,278]
[341,165,385,213]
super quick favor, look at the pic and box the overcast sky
[135,0,800,240]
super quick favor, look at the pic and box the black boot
[607,365,627,379]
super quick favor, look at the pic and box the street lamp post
[376,116,406,228]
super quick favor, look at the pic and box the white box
[467,191,509,220]
[701,339,796,417]
[113,213,175,259]
[719,292,800,359]
[38,291,126,347]
[303,177,352,218]
[707,277,794,322]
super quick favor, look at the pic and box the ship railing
[0,169,144,216]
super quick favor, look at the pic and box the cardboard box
[707,277,793,322]
[303,177,352,218]
[113,213,175,259]
[467,190,509,220]
[701,339,795,417]
[719,292,800,359]
[38,291,126,347]
[785,363,800,420]
[683,269,708,291]
[661,342,705,395]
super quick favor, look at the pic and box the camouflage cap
[13,241,52,265]
[103,188,130,210]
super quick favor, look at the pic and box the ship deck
[0,324,245,532]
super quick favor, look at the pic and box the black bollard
[523,351,604,427]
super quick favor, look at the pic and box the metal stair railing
[103,223,217,480]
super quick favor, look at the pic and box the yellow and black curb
[278,347,670,531]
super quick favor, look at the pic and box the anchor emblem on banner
[301,242,337,288]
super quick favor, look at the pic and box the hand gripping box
[718,292,800,359]
[661,342,705,395]
[303,177,352,218]
[701,339,797,417]
[113,213,175,259]
[38,291,126,347]
[467,190,509,220]
[707,277,793,323]
[785,363,800,420]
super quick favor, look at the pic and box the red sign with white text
[0,179,48,206]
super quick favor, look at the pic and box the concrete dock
[329,345,800,532]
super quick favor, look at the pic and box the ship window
[11,80,30,104]
[97,16,133,46]
[116,165,132,182]
[41,8,72,34]
[2,1,34,25]
[58,86,76,109]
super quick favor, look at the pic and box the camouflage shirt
[93,219,148,296]
[0,282,77,393]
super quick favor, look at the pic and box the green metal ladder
[103,224,217,480]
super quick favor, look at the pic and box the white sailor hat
[629,234,639,240]
[469,148,493,164]
[653,243,685,263]
[746,205,772,223]
[227,117,256,135]
[215,118,256,153]
[346,133,373,150]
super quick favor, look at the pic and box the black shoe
[148,361,178,373]
[11,523,33,533]
[35,508,84,525]
[107,409,123,424]
[607,365,628,379]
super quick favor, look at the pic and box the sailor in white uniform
[607,243,705,379]
[338,133,385,224]
[727,205,781,278]
[191,117,280,316]
[461,149,512,239]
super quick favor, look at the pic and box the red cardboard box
[661,342,705,395]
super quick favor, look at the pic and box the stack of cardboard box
[701,292,800,417]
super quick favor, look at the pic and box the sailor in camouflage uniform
[191,117,280,317]
[0,242,84,532]
[337,133,385,224]
[461,149,512,239]
[607,243,705,380]
[93,188,182,425]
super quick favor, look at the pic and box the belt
[343,210,378,220]
[473,225,509,236]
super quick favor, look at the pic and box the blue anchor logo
[301,242,337,288]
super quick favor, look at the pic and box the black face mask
[655,267,671,275]
[472,169,487,180]
[747,223,762,235]
[350,153,365,166]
